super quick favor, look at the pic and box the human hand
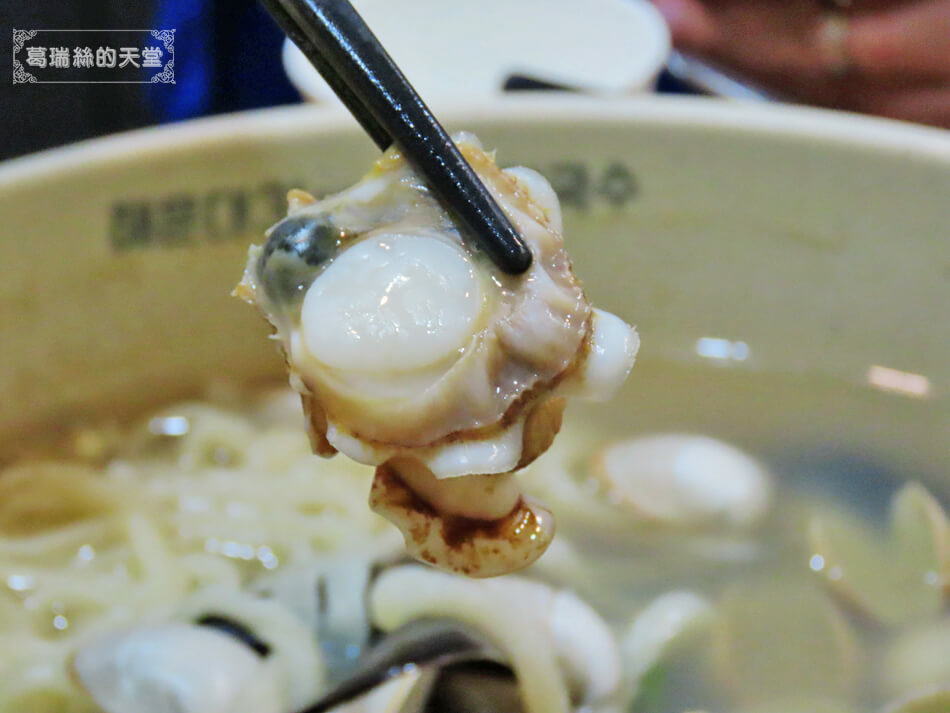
[651,0,950,128]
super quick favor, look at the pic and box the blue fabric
[655,68,702,96]
[146,0,300,124]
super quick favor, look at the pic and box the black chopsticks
[260,0,533,275]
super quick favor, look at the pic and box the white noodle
[0,397,397,711]
[0,392,601,712]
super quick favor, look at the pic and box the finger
[840,83,950,128]
[662,1,837,77]
[681,60,950,129]
[650,0,719,51]
[685,59,849,106]
[845,0,950,79]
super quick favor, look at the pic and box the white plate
[283,0,671,103]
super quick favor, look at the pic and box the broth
[525,358,950,712]
[0,359,947,713]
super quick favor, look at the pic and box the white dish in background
[283,0,671,104]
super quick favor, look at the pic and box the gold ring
[819,11,851,78]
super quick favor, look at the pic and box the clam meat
[236,134,638,577]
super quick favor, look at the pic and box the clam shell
[807,482,948,625]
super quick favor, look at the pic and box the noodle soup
[1,99,948,713]
[1,369,947,712]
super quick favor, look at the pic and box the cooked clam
[236,135,637,577]
[808,482,949,626]
[177,586,323,708]
[71,623,284,713]
[592,434,772,529]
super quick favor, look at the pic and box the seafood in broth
[235,134,638,576]
[3,387,949,713]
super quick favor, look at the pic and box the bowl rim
[3,95,950,190]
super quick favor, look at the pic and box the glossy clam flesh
[236,134,637,577]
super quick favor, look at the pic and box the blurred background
[1,0,949,162]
